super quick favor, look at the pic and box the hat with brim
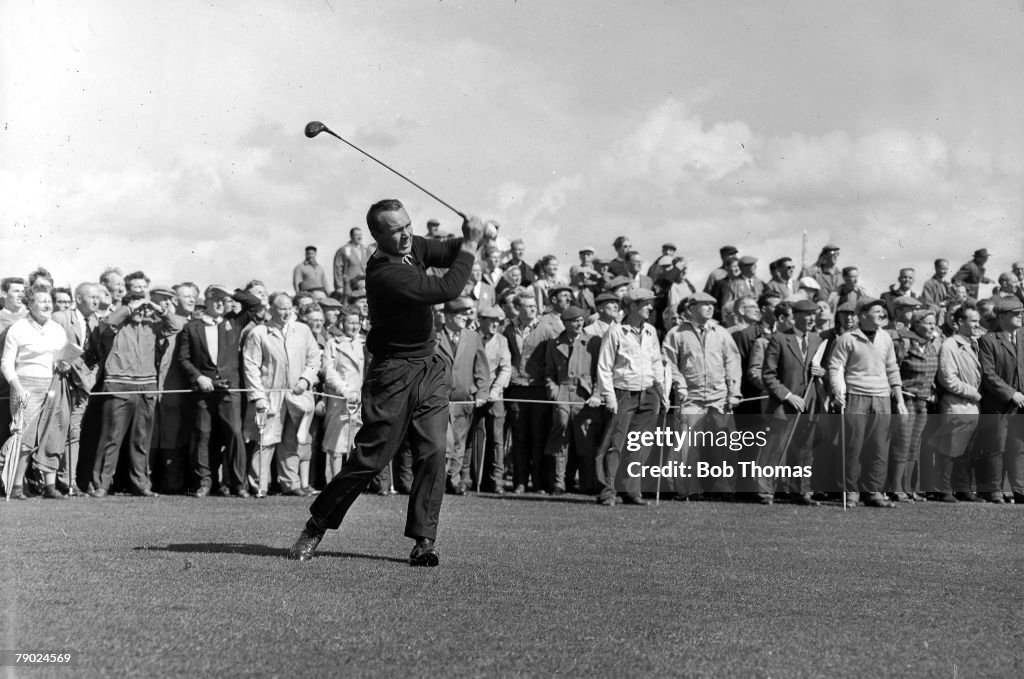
[284,391,316,445]
[856,297,887,314]
[687,292,717,306]
[607,276,632,290]
[478,306,505,320]
[444,297,474,314]
[149,286,175,300]
[994,296,1024,314]
[560,306,586,321]
[792,299,818,313]
[893,295,921,309]
[595,293,619,306]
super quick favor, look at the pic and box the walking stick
[475,410,486,494]
[255,410,266,496]
[839,402,847,511]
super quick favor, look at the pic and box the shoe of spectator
[844,492,860,507]
[756,494,774,505]
[621,495,648,506]
[135,488,159,497]
[551,487,566,496]
[863,493,895,508]
[236,488,251,499]
[283,488,306,497]
[671,493,690,502]
[491,486,505,495]
[193,484,211,498]
[597,495,616,506]
[937,493,958,503]
[304,487,320,496]
[791,493,819,506]
[513,484,526,494]
[909,492,927,502]
[90,488,108,499]
[42,486,67,500]
[982,492,1005,504]
[409,538,440,567]
[254,490,267,499]
[534,488,547,495]
[953,492,984,503]
[890,492,910,502]
[288,523,325,561]
[217,486,232,498]
[9,486,28,500]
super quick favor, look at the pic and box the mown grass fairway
[3,493,1021,677]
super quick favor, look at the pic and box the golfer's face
[374,208,413,256]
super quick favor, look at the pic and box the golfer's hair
[268,291,291,307]
[1,276,25,293]
[366,199,405,231]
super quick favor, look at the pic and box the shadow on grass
[472,493,593,504]
[133,543,407,563]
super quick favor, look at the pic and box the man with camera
[178,285,262,498]
[89,292,184,497]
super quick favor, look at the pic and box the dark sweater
[366,235,474,358]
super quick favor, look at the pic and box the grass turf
[2,492,1021,677]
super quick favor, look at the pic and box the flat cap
[994,296,1024,314]
[626,288,656,304]
[856,297,887,314]
[204,284,232,299]
[893,295,921,309]
[318,297,342,309]
[791,299,818,313]
[579,245,595,254]
[911,308,936,323]
[547,285,574,299]
[720,245,739,257]
[444,297,474,313]
[836,301,857,314]
[974,248,989,258]
[427,219,440,226]
[606,276,632,290]
[821,244,840,253]
[687,291,718,306]
[595,293,620,306]
[662,243,677,251]
[798,276,821,290]
[477,306,505,320]
[560,306,587,321]
[738,255,758,266]
[347,289,367,300]
[149,285,175,300]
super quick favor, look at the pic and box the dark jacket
[178,291,262,389]
[762,328,825,417]
[978,329,1024,414]
[544,331,601,400]
[435,327,489,401]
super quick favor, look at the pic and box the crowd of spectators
[1,226,1022,509]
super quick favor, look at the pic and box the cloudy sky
[2,0,1022,294]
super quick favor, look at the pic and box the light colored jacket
[242,322,321,412]
[323,332,365,401]
[662,319,740,408]
[938,334,981,411]
[597,321,663,405]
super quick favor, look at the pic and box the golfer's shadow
[134,543,407,563]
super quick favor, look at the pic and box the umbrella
[2,402,27,500]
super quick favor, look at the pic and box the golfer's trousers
[311,354,449,540]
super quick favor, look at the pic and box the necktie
[799,334,806,357]
[402,254,415,266]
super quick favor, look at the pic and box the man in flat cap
[662,292,742,501]
[436,297,489,494]
[289,199,491,565]
[800,245,842,302]
[646,243,678,283]
[595,288,664,506]
[828,298,907,507]
[293,245,329,296]
[584,293,621,340]
[977,295,1024,503]
[881,268,918,318]
[179,285,263,498]
[759,298,826,505]
[953,248,993,299]
[545,306,604,495]
[473,306,511,493]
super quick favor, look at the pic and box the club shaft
[322,127,465,220]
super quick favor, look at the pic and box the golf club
[305,121,466,220]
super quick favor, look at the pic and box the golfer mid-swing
[289,199,490,566]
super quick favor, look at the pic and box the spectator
[1,285,70,499]
[474,306,511,494]
[584,293,620,339]
[595,289,664,506]
[52,287,73,312]
[90,293,183,497]
[881,268,918,317]
[953,248,992,299]
[1,277,27,331]
[99,268,126,311]
[504,239,535,286]
[606,236,632,279]
[243,291,321,498]
[293,245,329,295]
[766,257,799,300]
[703,245,739,294]
[333,227,373,296]
[124,271,150,297]
[920,259,952,308]
[321,306,364,484]
[801,245,842,302]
